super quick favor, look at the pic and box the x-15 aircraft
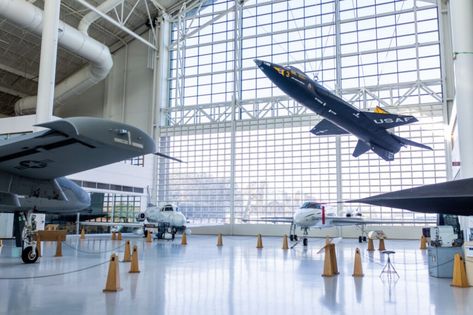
[254,59,432,161]
[0,117,179,263]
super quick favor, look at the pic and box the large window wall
[158,0,446,224]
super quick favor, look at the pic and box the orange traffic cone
[118,232,123,241]
[103,253,121,292]
[352,248,364,277]
[129,245,140,273]
[367,238,375,251]
[451,253,469,287]
[181,232,188,245]
[282,234,289,250]
[112,232,117,240]
[146,231,152,243]
[122,240,131,262]
[217,233,223,246]
[420,235,427,250]
[378,238,386,251]
[55,235,62,257]
[322,244,334,277]
[256,234,263,249]
[80,228,85,240]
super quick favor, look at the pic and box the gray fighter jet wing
[0,117,157,179]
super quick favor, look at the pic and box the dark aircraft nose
[254,59,263,66]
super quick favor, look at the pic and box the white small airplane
[247,201,407,247]
[81,203,188,240]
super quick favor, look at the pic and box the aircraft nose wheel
[290,235,294,242]
[21,246,39,264]
[303,238,308,246]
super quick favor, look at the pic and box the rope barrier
[0,259,110,280]
[62,241,126,255]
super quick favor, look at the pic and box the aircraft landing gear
[289,222,298,242]
[303,238,308,246]
[21,211,38,264]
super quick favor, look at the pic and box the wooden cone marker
[103,253,122,292]
[256,234,263,249]
[420,235,427,250]
[451,253,469,288]
[378,238,386,251]
[129,245,140,273]
[112,232,117,240]
[55,235,62,257]
[322,244,334,277]
[146,231,152,243]
[118,232,123,241]
[352,248,364,277]
[329,243,339,275]
[367,238,375,251]
[181,232,188,245]
[80,228,85,240]
[122,240,131,262]
[282,234,289,250]
[216,233,223,246]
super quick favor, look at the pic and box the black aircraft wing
[0,117,157,180]
[348,178,473,216]
[310,119,349,136]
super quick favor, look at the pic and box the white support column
[335,0,343,215]
[35,0,61,125]
[449,0,473,179]
[153,14,171,206]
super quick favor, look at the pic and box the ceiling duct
[0,0,113,114]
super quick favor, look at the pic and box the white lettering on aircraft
[373,117,413,124]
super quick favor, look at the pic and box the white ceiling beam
[0,86,30,98]
[0,62,37,82]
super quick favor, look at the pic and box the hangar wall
[57,31,154,133]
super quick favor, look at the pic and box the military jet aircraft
[254,59,432,161]
[349,177,473,216]
[0,117,178,263]
[81,203,188,240]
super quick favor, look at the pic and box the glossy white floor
[0,235,472,315]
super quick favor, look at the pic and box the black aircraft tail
[363,106,418,129]
[352,140,396,161]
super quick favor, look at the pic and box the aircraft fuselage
[255,59,407,160]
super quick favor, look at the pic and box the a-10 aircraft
[81,203,188,240]
[0,117,179,263]
[249,201,409,248]
[254,59,432,161]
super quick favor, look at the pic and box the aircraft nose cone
[254,59,263,66]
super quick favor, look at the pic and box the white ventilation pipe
[0,0,113,114]
[78,0,122,34]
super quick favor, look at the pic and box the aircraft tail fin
[393,135,433,151]
[352,140,371,158]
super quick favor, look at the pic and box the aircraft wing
[0,117,157,180]
[242,216,293,223]
[80,221,143,228]
[329,217,420,226]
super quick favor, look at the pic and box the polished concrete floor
[0,235,472,315]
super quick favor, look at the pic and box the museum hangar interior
[0,0,473,314]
